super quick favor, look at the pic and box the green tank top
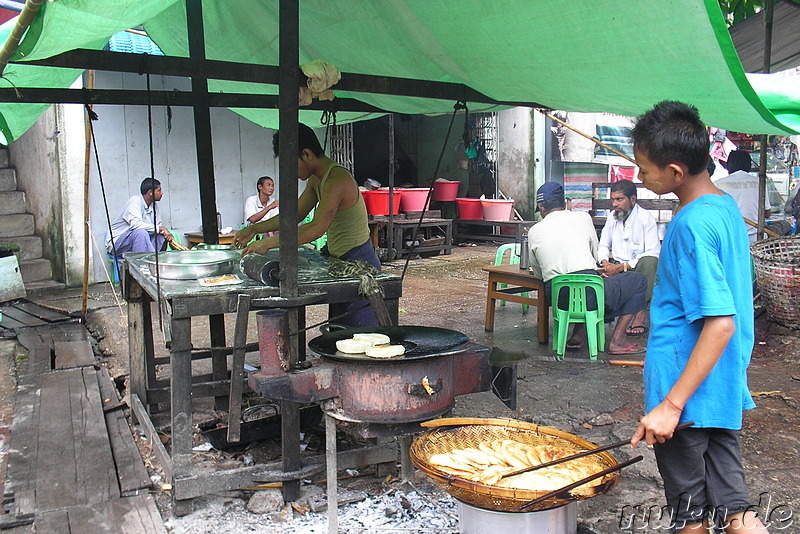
[315,163,370,257]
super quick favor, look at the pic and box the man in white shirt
[529,182,647,355]
[244,176,280,225]
[597,179,661,337]
[106,178,175,254]
[714,150,770,242]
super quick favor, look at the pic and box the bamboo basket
[751,236,800,329]
[410,417,619,512]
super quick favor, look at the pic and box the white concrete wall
[497,108,535,219]
[88,72,279,283]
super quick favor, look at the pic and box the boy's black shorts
[654,428,752,532]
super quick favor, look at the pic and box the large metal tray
[142,250,240,280]
[308,325,469,363]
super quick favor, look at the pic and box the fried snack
[364,344,405,358]
[353,333,391,345]
[335,338,374,354]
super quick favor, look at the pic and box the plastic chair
[303,208,328,251]
[551,274,605,360]
[494,243,528,313]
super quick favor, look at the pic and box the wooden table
[121,251,402,505]
[483,263,549,344]
[454,219,534,243]
[185,231,238,248]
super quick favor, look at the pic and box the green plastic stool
[494,243,528,313]
[551,274,605,360]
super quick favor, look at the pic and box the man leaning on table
[597,179,660,337]
[528,182,648,355]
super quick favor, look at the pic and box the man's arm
[631,315,735,447]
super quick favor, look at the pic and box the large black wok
[308,325,469,363]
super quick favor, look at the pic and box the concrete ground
[8,243,800,533]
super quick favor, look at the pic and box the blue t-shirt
[644,193,755,429]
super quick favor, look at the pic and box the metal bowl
[142,250,240,280]
[195,243,237,251]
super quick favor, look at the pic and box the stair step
[2,235,43,261]
[0,191,25,215]
[0,168,16,192]
[24,279,65,296]
[0,149,9,168]
[19,258,51,283]
[0,214,34,238]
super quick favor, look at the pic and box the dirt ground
[7,243,800,533]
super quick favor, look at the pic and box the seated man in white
[244,176,280,225]
[106,177,175,254]
[598,179,660,337]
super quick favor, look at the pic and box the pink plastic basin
[398,188,432,212]
[481,199,514,221]
[433,180,460,201]
[455,198,484,220]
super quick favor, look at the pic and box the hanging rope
[400,100,467,280]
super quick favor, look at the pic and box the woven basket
[410,418,619,512]
[751,237,800,329]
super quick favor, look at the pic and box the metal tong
[502,420,695,481]
[515,421,695,511]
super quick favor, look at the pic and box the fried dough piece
[353,333,391,345]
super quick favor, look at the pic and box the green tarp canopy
[0,0,798,145]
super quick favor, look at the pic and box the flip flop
[566,340,584,350]
[626,325,647,337]
[606,343,646,356]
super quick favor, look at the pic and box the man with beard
[598,179,660,337]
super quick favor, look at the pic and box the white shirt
[598,203,661,268]
[244,194,279,225]
[714,170,771,242]
[106,194,160,252]
[528,209,598,283]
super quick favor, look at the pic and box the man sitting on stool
[528,182,648,355]
[597,179,660,337]
[106,177,175,254]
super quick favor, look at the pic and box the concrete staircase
[0,148,62,294]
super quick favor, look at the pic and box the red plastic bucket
[455,198,484,220]
[362,190,402,216]
[481,199,514,221]
[433,180,460,201]
[398,188,431,212]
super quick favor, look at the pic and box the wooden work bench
[454,219,534,243]
[483,263,549,344]
[121,251,402,505]
[184,231,238,248]
[368,215,453,257]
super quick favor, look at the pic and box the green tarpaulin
[0,0,798,145]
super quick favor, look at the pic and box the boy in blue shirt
[629,102,768,533]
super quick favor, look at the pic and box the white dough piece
[352,333,391,345]
[336,338,374,354]
[364,344,405,358]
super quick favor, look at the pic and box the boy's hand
[630,400,683,448]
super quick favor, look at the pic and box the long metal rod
[757,0,774,241]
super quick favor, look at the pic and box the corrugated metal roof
[730,0,800,72]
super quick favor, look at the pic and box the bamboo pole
[0,0,45,76]
[81,70,95,323]
[541,110,636,164]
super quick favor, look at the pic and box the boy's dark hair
[631,101,709,176]
[272,123,324,159]
[610,179,637,199]
[725,150,753,174]
[256,176,274,189]
[140,177,161,196]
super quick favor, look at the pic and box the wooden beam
[15,48,545,108]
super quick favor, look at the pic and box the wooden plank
[72,368,120,505]
[0,315,26,330]
[14,327,51,375]
[63,497,166,534]
[34,509,70,533]
[0,307,47,327]
[130,394,173,484]
[96,369,152,495]
[36,370,80,511]
[5,378,40,517]
[53,339,94,369]
[14,301,69,323]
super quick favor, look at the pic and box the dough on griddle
[335,338,374,354]
[352,333,391,345]
[364,344,405,358]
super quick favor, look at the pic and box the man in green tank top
[234,123,382,326]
